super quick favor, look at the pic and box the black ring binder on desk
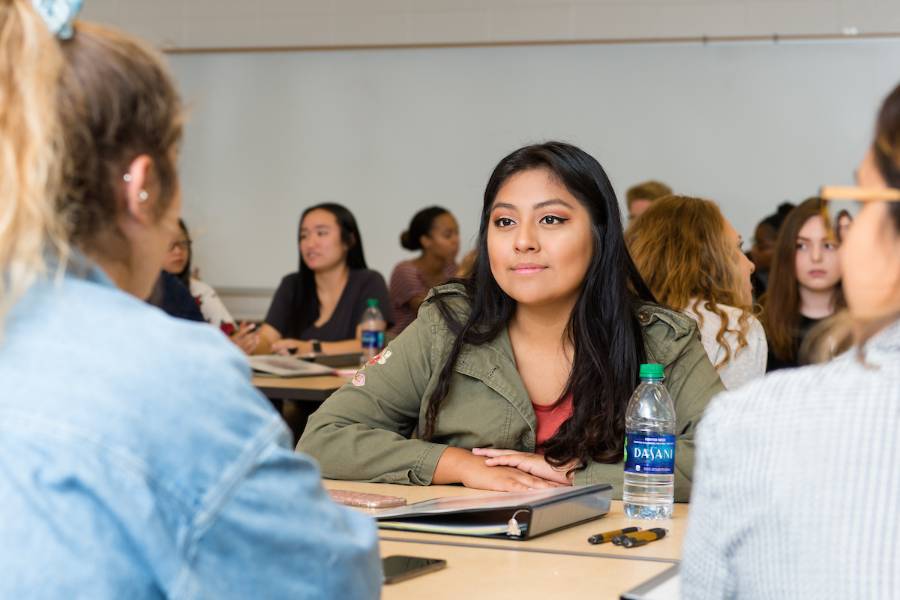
[371,483,612,540]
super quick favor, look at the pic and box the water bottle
[359,298,386,361]
[623,363,676,519]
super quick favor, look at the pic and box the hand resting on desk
[433,447,566,492]
[473,448,578,486]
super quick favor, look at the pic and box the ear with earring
[123,173,149,203]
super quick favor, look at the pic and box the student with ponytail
[299,142,723,499]
[388,206,460,336]
[0,2,379,596]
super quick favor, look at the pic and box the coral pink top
[531,392,574,452]
[388,260,456,336]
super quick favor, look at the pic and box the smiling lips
[511,263,547,274]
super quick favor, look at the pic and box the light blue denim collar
[47,249,116,290]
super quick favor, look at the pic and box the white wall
[169,38,900,300]
[82,0,900,50]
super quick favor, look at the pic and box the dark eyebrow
[534,199,575,210]
[490,198,575,211]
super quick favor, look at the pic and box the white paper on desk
[369,486,577,519]
[248,355,335,377]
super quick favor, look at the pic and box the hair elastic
[32,0,83,40]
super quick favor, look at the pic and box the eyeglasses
[169,240,192,252]
[818,185,900,243]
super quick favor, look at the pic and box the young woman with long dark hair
[255,202,393,355]
[762,197,845,370]
[299,142,723,498]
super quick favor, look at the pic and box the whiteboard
[168,39,900,290]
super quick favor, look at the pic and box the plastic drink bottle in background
[623,363,676,519]
[359,298,386,361]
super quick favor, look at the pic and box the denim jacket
[0,262,380,599]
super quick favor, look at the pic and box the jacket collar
[452,326,536,429]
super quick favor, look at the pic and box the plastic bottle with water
[359,298,386,361]
[623,363,676,519]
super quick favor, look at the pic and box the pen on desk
[587,527,640,545]
[615,528,667,548]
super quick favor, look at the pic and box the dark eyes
[540,215,567,225]
[493,215,568,228]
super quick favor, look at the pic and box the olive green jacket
[298,284,724,502]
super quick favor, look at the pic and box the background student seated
[389,206,460,336]
[682,80,900,599]
[299,142,723,500]
[762,197,844,371]
[162,218,258,353]
[627,196,767,389]
[0,4,379,596]
[254,202,393,355]
[625,179,672,223]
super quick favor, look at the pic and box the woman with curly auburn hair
[626,195,766,389]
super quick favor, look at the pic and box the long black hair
[400,206,450,251]
[287,202,367,337]
[424,141,656,467]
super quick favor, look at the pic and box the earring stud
[123,173,133,183]
[138,190,149,202]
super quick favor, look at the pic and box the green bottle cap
[366,298,379,308]
[639,363,664,379]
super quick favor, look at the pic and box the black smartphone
[382,555,446,584]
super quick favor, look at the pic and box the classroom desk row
[379,540,676,600]
[325,481,686,599]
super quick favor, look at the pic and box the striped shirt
[682,319,900,599]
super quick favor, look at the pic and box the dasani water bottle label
[361,330,384,350]
[624,433,675,475]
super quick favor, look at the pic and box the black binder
[372,483,612,540]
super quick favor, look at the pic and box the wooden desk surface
[252,374,349,402]
[327,480,687,562]
[380,539,672,600]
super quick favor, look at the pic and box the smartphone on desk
[382,555,446,584]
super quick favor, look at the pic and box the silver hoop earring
[138,190,149,202]
[123,173,133,183]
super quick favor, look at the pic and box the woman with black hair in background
[255,203,392,355]
[748,202,794,299]
[299,142,723,498]
[163,219,235,331]
[162,219,259,353]
[388,206,460,336]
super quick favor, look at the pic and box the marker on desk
[587,527,640,545]
[615,528,667,548]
